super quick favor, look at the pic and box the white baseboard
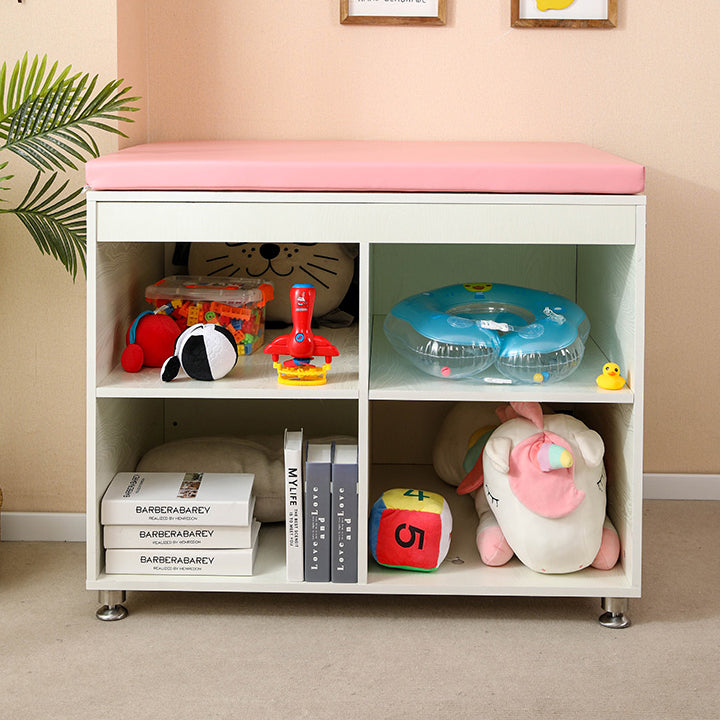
[1,512,86,542]
[0,475,717,541]
[643,473,720,500]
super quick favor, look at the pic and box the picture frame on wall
[511,0,617,28]
[341,0,447,26]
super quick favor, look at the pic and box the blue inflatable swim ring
[383,283,590,384]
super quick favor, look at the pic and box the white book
[101,472,254,526]
[105,520,260,575]
[103,499,257,549]
[283,429,304,582]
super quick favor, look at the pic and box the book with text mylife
[100,472,255,526]
[304,442,333,582]
[283,429,305,582]
[331,444,358,583]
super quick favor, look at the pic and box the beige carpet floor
[1,500,719,720]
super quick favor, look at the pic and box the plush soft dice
[369,488,452,572]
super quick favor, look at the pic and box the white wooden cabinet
[87,190,645,625]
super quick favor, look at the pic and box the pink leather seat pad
[85,140,644,194]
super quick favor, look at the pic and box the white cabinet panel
[87,191,645,606]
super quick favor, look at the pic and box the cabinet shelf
[88,530,632,598]
[369,315,634,403]
[96,325,360,400]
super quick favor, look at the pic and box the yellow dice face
[381,488,445,514]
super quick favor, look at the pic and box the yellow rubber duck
[596,362,626,391]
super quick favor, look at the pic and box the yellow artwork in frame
[511,0,617,28]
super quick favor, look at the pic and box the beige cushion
[137,436,285,522]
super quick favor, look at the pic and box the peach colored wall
[117,0,149,147]
[0,1,119,513]
[2,0,718,515]
[143,0,719,475]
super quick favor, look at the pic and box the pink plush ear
[509,402,544,429]
[495,402,544,429]
[495,404,515,423]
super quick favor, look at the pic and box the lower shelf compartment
[88,505,638,599]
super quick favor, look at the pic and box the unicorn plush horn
[533,442,574,472]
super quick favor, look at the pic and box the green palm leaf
[0,53,75,128]
[1,171,87,278]
[0,160,12,198]
[1,73,139,172]
[0,54,139,278]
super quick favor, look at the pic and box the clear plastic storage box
[146,275,273,355]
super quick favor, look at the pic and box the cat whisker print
[299,261,340,289]
[188,242,357,324]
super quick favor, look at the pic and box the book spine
[331,446,358,583]
[103,524,256,549]
[105,521,260,575]
[105,546,258,576]
[284,429,305,581]
[304,444,332,582]
[101,501,252,527]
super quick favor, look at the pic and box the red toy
[121,311,181,373]
[263,284,339,385]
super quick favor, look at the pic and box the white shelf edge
[87,189,647,206]
[86,575,639,598]
[95,386,360,401]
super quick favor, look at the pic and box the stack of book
[101,471,260,576]
[283,430,358,583]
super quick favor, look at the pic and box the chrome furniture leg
[96,590,128,621]
[599,597,630,628]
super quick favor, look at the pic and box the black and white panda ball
[161,324,238,382]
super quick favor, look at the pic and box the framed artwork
[511,0,617,28]
[341,0,447,26]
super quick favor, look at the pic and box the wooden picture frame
[511,0,617,28]
[341,0,447,26]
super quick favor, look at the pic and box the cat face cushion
[188,242,356,324]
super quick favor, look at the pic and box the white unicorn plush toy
[433,402,620,574]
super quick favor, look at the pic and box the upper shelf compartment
[369,238,644,403]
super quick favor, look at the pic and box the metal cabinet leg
[96,590,128,621]
[599,597,630,628]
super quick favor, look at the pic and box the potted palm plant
[0,53,139,279]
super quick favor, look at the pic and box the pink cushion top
[85,140,644,194]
